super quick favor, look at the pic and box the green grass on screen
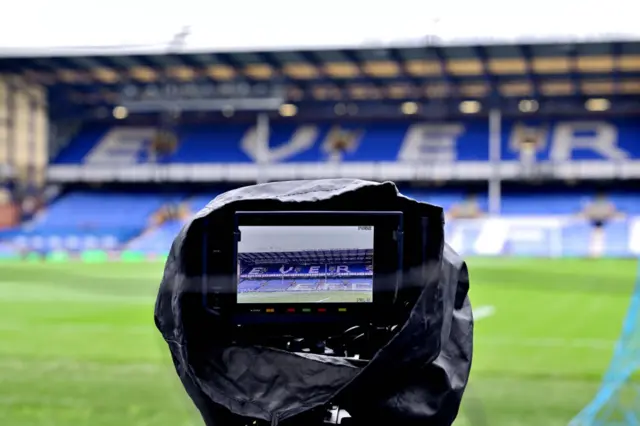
[0,258,637,426]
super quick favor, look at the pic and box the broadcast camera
[155,179,473,426]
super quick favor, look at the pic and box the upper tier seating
[54,125,110,164]
[52,120,640,164]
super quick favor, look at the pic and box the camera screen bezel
[231,211,403,324]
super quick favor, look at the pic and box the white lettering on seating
[550,122,628,162]
[309,266,320,274]
[279,265,294,274]
[241,125,318,162]
[336,265,349,273]
[248,268,263,275]
[84,127,155,164]
[397,124,463,162]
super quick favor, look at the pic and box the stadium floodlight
[401,101,419,115]
[459,100,481,114]
[279,103,298,117]
[112,106,128,120]
[518,99,539,113]
[585,98,611,112]
[154,179,473,426]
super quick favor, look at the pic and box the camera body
[155,179,472,426]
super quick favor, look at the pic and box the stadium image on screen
[237,225,373,304]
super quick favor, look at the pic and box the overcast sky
[238,226,373,253]
[0,0,637,53]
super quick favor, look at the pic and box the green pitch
[238,290,372,304]
[0,257,637,426]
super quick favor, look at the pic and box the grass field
[238,290,372,303]
[0,257,637,426]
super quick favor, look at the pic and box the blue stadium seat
[500,194,586,215]
[36,192,173,228]
[257,280,293,292]
[407,191,637,216]
[4,192,181,252]
[189,194,222,213]
[0,241,17,258]
[10,231,122,252]
[172,125,253,163]
[53,125,110,164]
[401,191,467,211]
[126,220,185,253]
[609,193,640,215]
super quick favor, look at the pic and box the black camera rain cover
[154,179,473,426]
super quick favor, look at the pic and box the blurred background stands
[0,40,638,259]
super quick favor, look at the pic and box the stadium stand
[22,117,640,258]
[0,44,638,258]
[0,192,182,253]
[125,219,185,253]
[1,187,638,257]
[53,125,111,164]
[50,120,640,164]
[238,250,373,303]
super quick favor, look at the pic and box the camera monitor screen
[237,226,374,304]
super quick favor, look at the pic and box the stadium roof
[2,40,640,118]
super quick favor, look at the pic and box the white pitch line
[473,305,496,321]
[316,297,331,302]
